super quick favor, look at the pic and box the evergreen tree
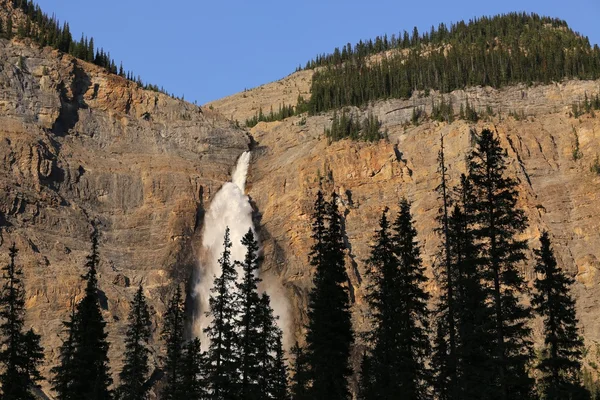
[236,229,261,399]
[432,135,458,400]
[69,226,113,399]
[51,301,78,400]
[117,285,152,400]
[289,343,309,400]
[468,128,534,399]
[180,338,207,400]
[533,231,589,400]
[0,243,44,399]
[255,293,278,399]
[271,329,289,400]
[449,176,496,399]
[305,192,354,400]
[161,287,185,400]
[204,228,240,399]
[388,199,431,399]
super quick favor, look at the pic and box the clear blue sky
[35,0,600,105]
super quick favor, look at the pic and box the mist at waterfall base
[192,151,291,350]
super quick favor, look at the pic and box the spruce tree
[53,226,112,400]
[468,128,534,399]
[180,338,207,400]
[305,192,354,400]
[117,285,152,400]
[0,244,44,399]
[389,199,431,399]
[161,287,185,400]
[73,226,113,399]
[236,229,261,399]
[533,231,589,400]
[271,329,289,400]
[449,176,496,399]
[289,343,309,400]
[255,293,278,399]
[51,301,78,399]
[432,134,458,400]
[204,227,240,399]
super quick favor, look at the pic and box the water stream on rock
[192,151,289,349]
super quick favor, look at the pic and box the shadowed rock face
[0,38,248,393]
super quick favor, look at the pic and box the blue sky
[35,1,600,105]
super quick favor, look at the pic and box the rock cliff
[210,74,600,369]
[0,37,249,395]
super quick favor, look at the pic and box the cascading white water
[193,151,289,348]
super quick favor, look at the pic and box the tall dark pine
[180,338,207,400]
[389,199,431,400]
[360,208,402,399]
[432,134,458,400]
[533,231,589,400]
[305,191,354,400]
[449,176,495,400]
[204,227,240,399]
[289,343,309,400]
[0,244,44,399]
[117,285,152,400]
[57,226,112,400]
[255,292,279,399]
[271,329,289,400]
[51,301,78,399]
[161,287,185,400]
[236,229,261,399]
[468,128,533,399]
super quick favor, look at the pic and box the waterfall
[193,151,289,348]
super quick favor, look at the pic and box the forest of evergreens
[305,13,600,114]
[1,128,598,399]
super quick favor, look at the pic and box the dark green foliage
[204,227,240,399]
[117,285,152,400]
[432,136,458,400]
[180,338,207,400]
[289,343,310,400]
[51,303,78,400]
[52,226,112,399]
[305,191,354,399]
[245,103,296,127]
[304,13,600,114]
[237,229,261,399]
[533,232,589,400]
[255,293,285,399]
[450,176,496,399]
[324,111,384,142]
[463,98,479,122]
[161,287,186,400]
[271,330,289,400]
[0,244,44,399]
[468,129,534,399]
[361,204,430,399]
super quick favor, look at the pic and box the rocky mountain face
[0,37,248,394]
[2,27,600,396]
[210,75,600,367]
